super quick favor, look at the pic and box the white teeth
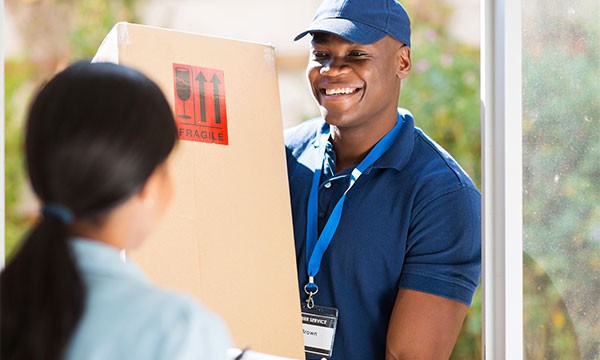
[325,87,357,95]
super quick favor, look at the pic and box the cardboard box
[94,22,304,358]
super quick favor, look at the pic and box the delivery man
[284,0,481,358]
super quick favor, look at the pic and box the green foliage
[66,0,140,59]
[4,60,37,258]
[524,254,581,359]
[401,4,481,188]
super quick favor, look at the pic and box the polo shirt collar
[313,108,416,173]
[371,108,415,172]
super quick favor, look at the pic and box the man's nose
[320,57,351,76]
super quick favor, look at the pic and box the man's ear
[396,45,411,79]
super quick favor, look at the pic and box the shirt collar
[313,108,415,173]
[370,108,415,172]
[69,237,149,283]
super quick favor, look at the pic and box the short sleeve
[399,186,481,305]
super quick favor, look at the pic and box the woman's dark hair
[0,61,178,360]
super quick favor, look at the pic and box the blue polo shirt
[284,109,481,360]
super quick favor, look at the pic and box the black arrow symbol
[210,74,222,124]
[195,71,207,123]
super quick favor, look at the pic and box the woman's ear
[396,45,412,79]
[137,163,173,217]
[137,172,157,209]
[137,164,169,211]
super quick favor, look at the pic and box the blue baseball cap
[294,0,411,47]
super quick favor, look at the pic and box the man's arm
[386,288,468,360]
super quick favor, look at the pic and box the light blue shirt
[65,238,233,360]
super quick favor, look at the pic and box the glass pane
[522,0,600,359]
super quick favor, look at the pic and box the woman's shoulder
[106,278,233,346]
[70,282,233,359]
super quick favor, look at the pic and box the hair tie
[42,202,75,225]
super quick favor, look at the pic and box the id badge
[301,303,339,358]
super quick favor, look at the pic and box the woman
[1,61,233,359]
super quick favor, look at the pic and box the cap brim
[294,18,387,44]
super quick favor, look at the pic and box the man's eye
[312,52,328,59]
[349,51,368,57]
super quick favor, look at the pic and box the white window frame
[481,0,523,359]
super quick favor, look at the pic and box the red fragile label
[172,64,228,145]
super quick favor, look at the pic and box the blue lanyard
[304,114,403,303]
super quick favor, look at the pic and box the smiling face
[307,33,411,134]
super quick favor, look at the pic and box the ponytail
[1,215,84,360]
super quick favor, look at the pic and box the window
[522,0,600,358]
[484,0,599,358]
